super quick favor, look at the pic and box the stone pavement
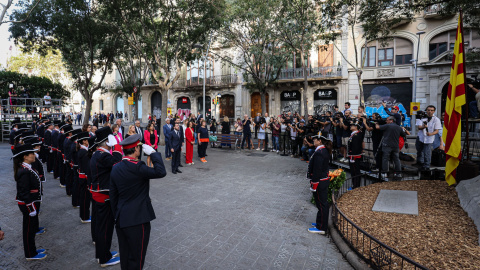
[0,143,352,270]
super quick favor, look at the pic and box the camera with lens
[416,110,427,119]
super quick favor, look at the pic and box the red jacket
[144,130,158,149]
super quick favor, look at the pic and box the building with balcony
[346,8,480,126]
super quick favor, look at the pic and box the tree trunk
[301,49,309,118]
[159,88,168,145]
[356,70,364,107]
[261,90,266,115]
[83,89,92,125]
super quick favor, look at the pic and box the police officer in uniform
[9,118,21,153]
[76,132,92,223]
[57,123,70,188]
[51,121,61,179]
[44,121,54,173]
[36,118,47,163]
[90,127,122,267]
[110,134,167,269]
[13,144,48,261]
[87,136,98,244]
[347,120,363,189]
[69,129,82,207]
[307,135,332,235]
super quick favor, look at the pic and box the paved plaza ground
[0,142,352,270]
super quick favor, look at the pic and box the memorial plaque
[372,190,418,215]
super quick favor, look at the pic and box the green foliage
[0,70,69,99]
[6,49,70,84]
[218,0,291,93]
[9,0,121,122]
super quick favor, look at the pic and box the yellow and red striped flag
[442,14,466,186]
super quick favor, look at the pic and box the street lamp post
[411,31,425,136]
[194,33,213,120]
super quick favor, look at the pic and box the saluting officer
[110,134,167,270]
[347,120,363,189]
[89,127,122,267]
[13,144,47,261]
[307,135,333,235]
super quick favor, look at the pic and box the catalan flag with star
[442,14,466,186]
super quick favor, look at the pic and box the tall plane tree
[102,0,224,144]
[279,0,324,117]
[216,0,290,115]
[9,0,119,122]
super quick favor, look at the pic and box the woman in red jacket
[185,121,194,165]
[143,123,158,167]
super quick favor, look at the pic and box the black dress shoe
[205,154,208,156]
[179,164,183,167]
[172,171,177,174]
[176,169,182,173]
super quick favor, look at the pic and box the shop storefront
[280,90,301,114]
[313,89,337,115]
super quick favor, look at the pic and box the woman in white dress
[257,118,266,150]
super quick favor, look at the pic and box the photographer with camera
[376,116,407,181]
[415,105,442,170]
[318,112,334,141]
[364,113,385,170]
[301,133,315,162]
[382,101,401,125]
[339,110,355,162]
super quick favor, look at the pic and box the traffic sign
[410,102,420,114]
[133,86,137,93]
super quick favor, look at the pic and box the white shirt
[44,95,51,105]
[418,116,442,144]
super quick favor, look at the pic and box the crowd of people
[5,99,446,266]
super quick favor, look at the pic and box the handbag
[209,135,217,142]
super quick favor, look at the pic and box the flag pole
[459,9,471,161]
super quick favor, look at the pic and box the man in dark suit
[110,134,166,270]
[167,122,182,174]
[171,118,184,167]
[134,120,144,142]
[254,113,261,139]
[163,119,173,160]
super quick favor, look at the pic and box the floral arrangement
[328,169,346,204]
[310,169,347,205]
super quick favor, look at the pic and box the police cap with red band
[119,134,143,149]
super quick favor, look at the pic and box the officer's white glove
[142,144,155,156]
[106,134,117,147]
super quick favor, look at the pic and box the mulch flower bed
[337,180,480,269]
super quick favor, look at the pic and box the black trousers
[349,159,361,188]
[40,145,47,163]
[313,181,329,232]
[18,203,39,258]
[116,222,151,270]
[241,132,251,149]
[47,150,54,172]
[171,149,181,172]
[254,125,259,138]
[79,179,91,221]
[65,165,73,196]
[72,167,80,207]
[60,160,66,186]
[91,197,97,244]
[198,141,208,158]
[95,201,115,264]
[54,151,60,179]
